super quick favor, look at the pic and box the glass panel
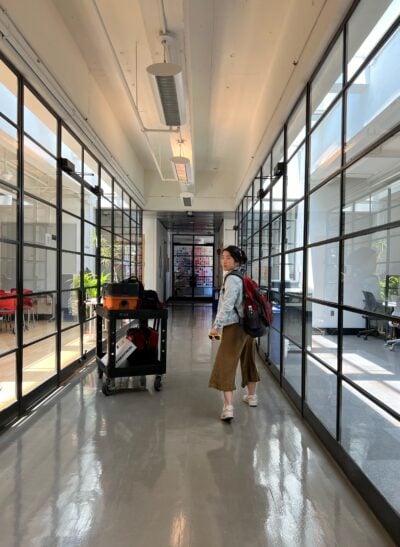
[0,352,17,410]
[343,131,400,234]
[269,324,281,369]
[62,173,81,214]
[114,236,123,262]
[101,259,112,281]
[83,150,98,186]
[287,95,306,158]
[101,169,112,200]
[347,0,400,81]
[100,229,112,258]
[24,198,57,246]
[246,210,253,237]
[61,253,80,290]
[61,290,80,328]
[283,295,302,346]
[0,60,18,123]
[123,214,130,241]
[0,295,17,351]
[311,35,343,127]
[308,176,340,244]
[308,242,339,303]
[83,186,97,223]
[342,310,399,413]
[286,144,305,206]
[251,260,259,285]
[0,184,17,240]
[306,302,338,370]
[310,100,342,189]
[271,218,282,255]
[84,222,97,255]
[114,210,123,236]
[284,250,303,295]
[24,137,57,204]
[61,326,81,369]
[114,261,123,282]
[286,201,304,251]
[261,189,271,227]
[22,336,56,395]
[122,192,130,212]
[260,257,269,286]
[83,319,96,353]
[23,246,56,292]
[261,226,269,258]
[0,242,17,292]
[0,117,18,187]
[24,87,57,155]
[271,254,281,292]
[101,206,112,230]
[23,293,57,344]
[114,183,123,208]
[346,27,400,162]
[306,357,337,436]
[341,382,400,512]
[271,179,283,218]
[62,212,81,253]
[252,231,260,260]
[343,228,400,311]
[283,339,302,395]
[61,127,82,175]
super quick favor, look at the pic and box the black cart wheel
[102,377,113,396]
[154,375,162,391]
[139,375,147,388]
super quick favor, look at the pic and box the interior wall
[144,171,236,211]
[0,0,145,202]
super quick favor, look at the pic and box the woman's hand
[209,327,219,337]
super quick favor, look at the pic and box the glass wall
[236,0,400,538]
[0,56,143,420]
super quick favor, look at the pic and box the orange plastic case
[103,295,140,310]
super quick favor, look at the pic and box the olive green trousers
[208,323,260,391]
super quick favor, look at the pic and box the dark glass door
[173,236,214,299]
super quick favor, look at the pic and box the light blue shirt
[213,269,243,330]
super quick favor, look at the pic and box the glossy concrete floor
[0,304,395,547]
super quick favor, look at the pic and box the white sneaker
[243,394,258,407]
[220,405,234,421]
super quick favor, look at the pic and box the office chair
[384,307,400,351]
[357,291,386,340]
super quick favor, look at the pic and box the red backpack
[225,271,272,337]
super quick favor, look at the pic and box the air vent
[180,192,194,207]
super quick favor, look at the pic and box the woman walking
[208,245,260,421]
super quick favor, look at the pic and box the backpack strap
[223,270,244,318]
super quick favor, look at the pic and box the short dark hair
[222,245,247,265]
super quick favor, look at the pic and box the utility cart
[96,304,168,396]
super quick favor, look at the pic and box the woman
[208,245,260,421]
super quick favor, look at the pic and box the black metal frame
[236,1,400,541]
[0,51,143,431]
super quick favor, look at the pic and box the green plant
[71,270,111,299]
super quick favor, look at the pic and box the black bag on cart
[126,326,159,365]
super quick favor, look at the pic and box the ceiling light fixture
[171,139,191,184]
[147,33,186,127]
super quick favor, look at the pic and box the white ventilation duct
[147,62,186,127]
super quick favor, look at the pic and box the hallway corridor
[0,304,394,546]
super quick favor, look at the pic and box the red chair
[0,294,16,332]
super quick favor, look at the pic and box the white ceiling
[8,0,356,213]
